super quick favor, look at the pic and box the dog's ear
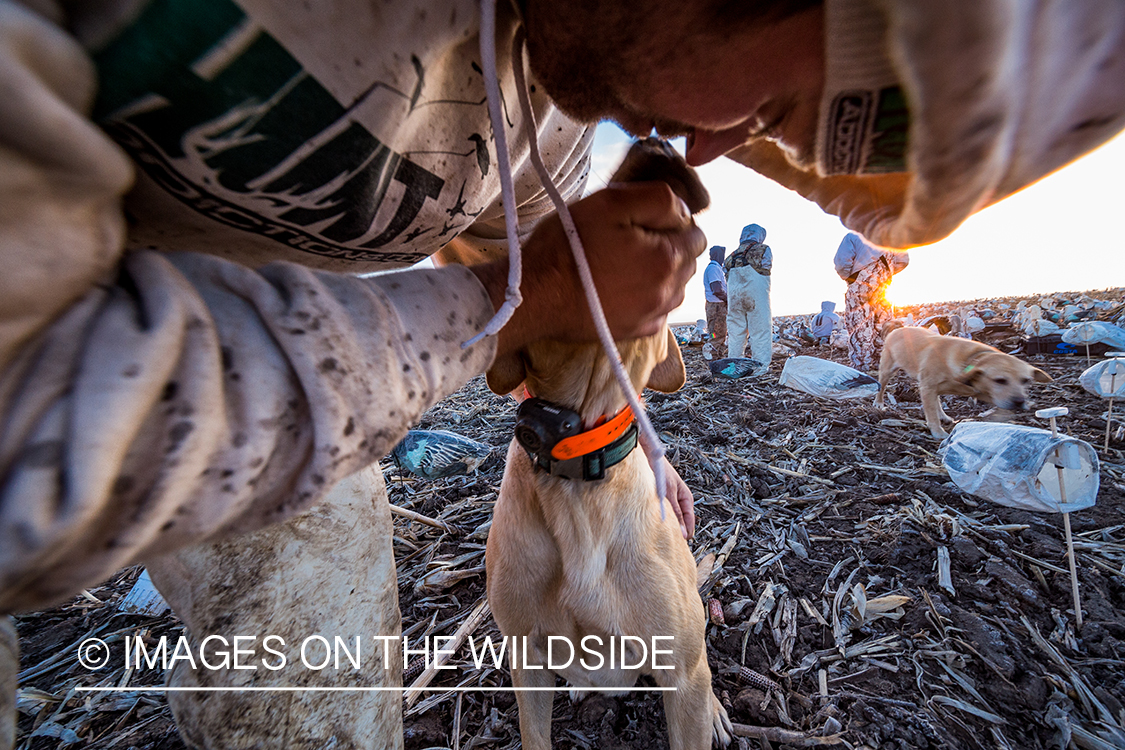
[1032,367,1053,383]
[646,329,686,393]
[959,364,984,386]
[486,352,528,395]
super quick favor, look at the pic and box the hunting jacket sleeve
[0,2,496,612]
[760,246,773,274]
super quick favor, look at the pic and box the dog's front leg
[920,386,951,439]
[512,662,556,750]
[660,661,731,749]
[936,398,955,425]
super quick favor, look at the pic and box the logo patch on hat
[824,86,909,175]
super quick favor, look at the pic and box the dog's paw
[711,693,733,748]
[929,427,950,439]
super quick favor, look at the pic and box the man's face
[524,3,825,169]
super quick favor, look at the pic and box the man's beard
[523,40,623,125]
[521,1,647,127]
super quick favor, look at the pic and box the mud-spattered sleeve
[0,3,496,612]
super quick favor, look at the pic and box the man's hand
[664,457,695,540]
[468,181,705,359]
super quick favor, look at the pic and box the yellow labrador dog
[876,326,1052,438]
[484,139,731,750]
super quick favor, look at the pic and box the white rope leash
[464,0,670,514]
[507,30,669,515]
[462,0,523,348]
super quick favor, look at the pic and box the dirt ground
[13,289,1125,750]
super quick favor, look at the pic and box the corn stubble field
[14,289,1125,750]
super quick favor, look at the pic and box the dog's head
[959,351,1052,411]
[479,138,700,419]
[486,137,701,415]
[486,329,685,420]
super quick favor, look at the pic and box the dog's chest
[491,445,700,685]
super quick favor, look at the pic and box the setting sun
[882,278,903,309]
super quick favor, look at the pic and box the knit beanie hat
[815,0,907,176]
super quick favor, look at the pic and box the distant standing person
[834,233,909,370]
[725,224,772,374]
[702,245,728,358]
[811,301,839,345]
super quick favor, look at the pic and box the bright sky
[588,124,1125,321]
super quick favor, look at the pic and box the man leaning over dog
[1,0,1123,747]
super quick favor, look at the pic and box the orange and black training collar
[515,395,639,481]
[551,404,635,460]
